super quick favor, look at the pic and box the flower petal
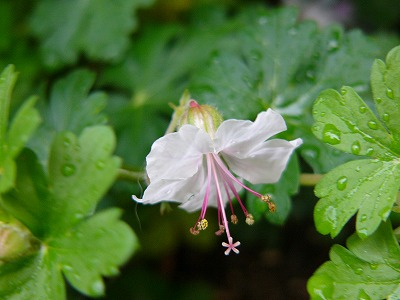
[222,138,302,184]
[146,125,212,181]
[214,109,287,154]
[133,162,206,205]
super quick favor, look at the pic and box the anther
[215,225,225,236]
[231,214,238,224]
[245,214,254,225]
[197,219,208,230]
[190,227,200,235]
[261,194,276,213]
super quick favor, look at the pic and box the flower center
[189,152,276,255]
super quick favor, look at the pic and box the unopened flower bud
[179,100,223,138]
[0,223,36,261]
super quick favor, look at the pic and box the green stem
[299,173,323,186]
[117,168,146,182]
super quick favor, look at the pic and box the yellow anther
[245,214,254,225]
[231,214,238,224]
[261,194,271,202]
[261,194,276,213]
[197,219,208,230]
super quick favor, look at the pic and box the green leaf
[30,0,155,68]
[0,252,65,299]
[29,69,107,164]
[308,222,400,299]
[0,126,138,298]
[371,45,400,141]
[2,126,121,238]
[312,45,400,238]
[52,208,138,297]
[312,87,397,160]
[0,65,41,193]
[314,159,400,238]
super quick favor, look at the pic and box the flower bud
[179,100,223,138]
[0,222,37,261]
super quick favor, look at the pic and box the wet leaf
[308,222,400,299]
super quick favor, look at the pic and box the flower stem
[117,168,146,182]
[299,173,323,186]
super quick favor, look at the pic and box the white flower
[133,105,302,255]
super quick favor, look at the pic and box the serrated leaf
[312,87,397,160]
[29,69,107,164]
[0,126,138,298]
[315,159,400,238]
[312,45,400,238]
[308,222,400,299]
[30,0,155,68]
[371,45,400,141]
[52,208,138,297]
[99,23,221,106]
[2,126,121,238]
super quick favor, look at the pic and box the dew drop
[61,164,76,177]
[359,106,367,113]
[354,267,363,275]
[355,166,361,172]
[376,97,382,103]
[382,113,390,122]
[320,112,326,117]
[369,263,378,270]
[367,121,378,130]
[336,176,348,191]
[322,124,341,145]
[351,141,361,155]
[325,206,337,228]
[366,148,374,155]
[96,160,105,170]
[386,88,394,99]
[360,214,367,222]
[90,280,104,296]
[340,87,347,95]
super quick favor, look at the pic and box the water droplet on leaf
[358,289,371,300]
[322,124,341,145]
[360,214,367,222]
[366,148,374,155]
[367,121,378,130]
[336,176,348,191]
[61,164,76,177]
[354,267,363,275]
[96,160,105,170]
[369,263,378,270]
[340,87,347,95]
[376,97,382,103]
[351,141,361,155]
[90,280,104,296]
[382,113,390,122]
[359,106,367,113]
[386,88,394,99]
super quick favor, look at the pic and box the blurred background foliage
[1,0,400,299]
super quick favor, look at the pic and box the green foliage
[30,0,155,69]
[0,65,41,193]
[308,222,400,299]
[313,46,400,239]
[0,66,138,299]
[310,46,400,299]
